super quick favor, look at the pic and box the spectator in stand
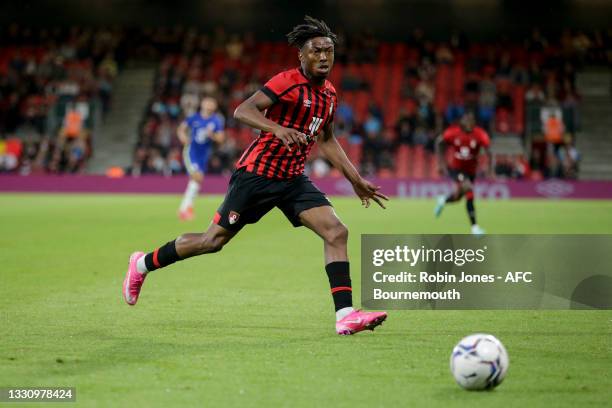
[396,108,415,145]
[528,60,544,86]
[494,154,514,178]
[226,34,244,60]
[146,147,167,175]
[449,30,469,52]
[496,82,514,112]
[526,28,548,53]
[560,142,580,179]
[416,97,436,131]
[127,145,149,177]
[60,105,85,140]
[478,74,496,130]
[412,125,429,147]
[560,79,579,133]
[407,28,426,55]
[435,43,454,64]
[364,112,382,139]
[167,147,183,175]
[362,113,385,173]
[0,138,21,172]
[0,25,124,173]
[123,27,609,179]
[525,83,546,102]
[445,98,465,125]
[544,112,565,158]
[572,30,592,66]
[335,101,354,135]
[415,78,434,107]
[496,52,513,79]
[367,102,383,123]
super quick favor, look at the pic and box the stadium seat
[412,145,426,179]
[395,145,411,178]
[347,143,363,166]
[378,168,394,178]
[429,153,440,179]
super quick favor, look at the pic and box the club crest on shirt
[228,211,240,225]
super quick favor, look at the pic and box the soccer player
[123,16,389,335]
[434,111,492,236]
[177,97,225,221]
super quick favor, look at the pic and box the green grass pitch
[1,193,611,407]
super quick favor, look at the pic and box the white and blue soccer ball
[450,333,509,390]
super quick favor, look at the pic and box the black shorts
[213,168,332,232]
[448,168,476,183]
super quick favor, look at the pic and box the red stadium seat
[452,63,465,101]
[336,136,350,154]
[378,168,394,178]
[513,85,526,134]
[395,145,411,178]
[412,145,426,179]
[429,153,440,179]
[329,63,343,88]
[348,143,363,166]
[378,43,392,63]
[354,91,370,123]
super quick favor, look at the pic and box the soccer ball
[450,333,509,390]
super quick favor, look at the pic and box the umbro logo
[303,99,312,107]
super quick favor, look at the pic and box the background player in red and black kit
[122,16,389,335]
[434,111,492,236]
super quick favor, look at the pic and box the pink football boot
[123,251,146,306]
[178,207,194,221]
[336,309,388,335]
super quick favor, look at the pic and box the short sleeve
[261,72,293,104]
[185,114,197,127]
[442,127,456,143]
[326,95,338,125]
[478,129,491,147]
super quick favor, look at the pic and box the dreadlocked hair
[286,15,338,49]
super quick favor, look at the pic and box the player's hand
[272,126,308,150]
[352,178,389,209]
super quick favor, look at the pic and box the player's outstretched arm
[177,121,190,145]
[318,122,388,209]
[234,91,308,149]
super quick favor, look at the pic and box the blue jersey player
[177,97,225,220]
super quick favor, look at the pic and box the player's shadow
[25,322,328,379]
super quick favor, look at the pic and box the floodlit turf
[1,193,611,407]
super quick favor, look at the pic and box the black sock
[325,261,353,311]
[446,192,461,203]
[144,240,181,272]
[466,197,476,225]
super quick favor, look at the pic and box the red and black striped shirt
[236,67,337,179]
